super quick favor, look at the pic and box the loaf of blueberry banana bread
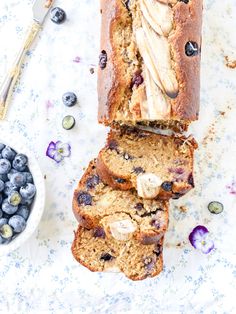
[72,226,164,280]
[98,0,203,131]
[73,160,169,244]
[96,127,197,200]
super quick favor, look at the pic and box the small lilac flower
[46,141,71,163]
[189,225,214,254]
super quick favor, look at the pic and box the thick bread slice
[97,127,197,200]
[71,226,164,281]
[73,160,169,244]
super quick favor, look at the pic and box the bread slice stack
[72,0,203,280]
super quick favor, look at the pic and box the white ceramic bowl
[0,129,45,256]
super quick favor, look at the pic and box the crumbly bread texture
[97,127,197,200]
[71,226,164,281]
[73,160,169,244]
[98,0,203,131]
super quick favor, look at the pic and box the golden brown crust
[98,0,130,124]
[170,0,203,120]
[97,0,203,126]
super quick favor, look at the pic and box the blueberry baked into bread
[73,160,169,244]
[72,226,164,280]
[97,127,197,200]
[98,0,203,131]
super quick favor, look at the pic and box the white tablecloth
[0,0,236,313]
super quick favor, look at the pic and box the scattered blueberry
[12,154,28,172]
[3,181,18,196]
[0,159,11,174]
[0,224,13,239]
[77,192,92,206]
[8,191,22,206]
[99,50,107,69]
[185,41,199,57]
[20,183,36,200]
[100,253,113,261]
[208,201,224,214]
[0,179,4,192]
[16,205,30,220]
[8,215,26,233]
[161,181,173,192]
[2,199,18,215]
[1,146,16,161]
[62,115,76,130]
[50,7,66,24]
[62,92,77,107]
[0,144,5,151]
[86,175,100,190]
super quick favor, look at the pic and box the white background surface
[0,0,236,313]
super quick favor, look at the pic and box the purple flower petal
[46,141,56,159]
[53,151,64,163]
[189,225,214,254]
[55,142,71,157]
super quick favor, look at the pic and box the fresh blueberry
[99,50,107,70]
[12,154,28,172]
[185,41,199,57]
[77,192,92,206]
[93,227,105,239]
[20,197,33,206]
[86,175,100,190]
[22,172,33,183]
[100,253,113,261]
[7,169,18,180]
[2,199,18,215]
[0,144,5,152]
[62,92,77,107]
[0,159,11,174]
[20,183,36,200]
[3,181,18,196]
[16,205,30,220]
[0,179,4,192]
[131,72,144,88]
[0,218,8,227]
[1,146,16,161]
[8,191,22,206]
[10,172,26,188]
[0,224,13,239]
[161,181,173,192]
[0,235,4,244]
[0,174,8,182]
[8,215,26,233]
[50,7,66,24]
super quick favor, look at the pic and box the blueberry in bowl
[0,132,45,256]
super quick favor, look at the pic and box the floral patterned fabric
[0,0,236,313]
